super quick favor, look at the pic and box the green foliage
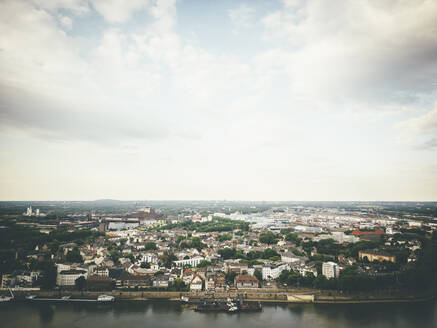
[140,262,150,269]
[75,276,86,290]
[254,269,262,282]
[179,237,206,250]
[218,248,246,260]
[285,232,302,246]
[216,233,233,242]
[0,224,102,252]
[190,237,206,249]
[38,262,57,290]
[342,240,381,258]
[144,242,157,251]
[161,217,250,232]
[109,250,120,264]
[262,248,280,259]
[225,271,238,285]
[125,254,136,263]
[291,247,306,257]
[316,239,339,256]
[176,235,186,243]
[197,260,211,268]
[66,248,83,263]
[160,253,177,268]
[259,231,277,244]
[169,278,188,291]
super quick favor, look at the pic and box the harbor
[182,294,262,313]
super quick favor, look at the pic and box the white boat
[0,289,14,302]
[227,305,238,312]
[61,296,71,300]
[0,296,13,302]
[97,295,115,302]
[26,295,37,300]
[180,295,189,303]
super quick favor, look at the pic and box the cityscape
[1,201,436,299]
[1,0,437,327]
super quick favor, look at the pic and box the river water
[1,300,437,328]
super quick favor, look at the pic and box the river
[1,300,437,328]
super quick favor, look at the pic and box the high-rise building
[25,206,32,216]
[322,262,340,279]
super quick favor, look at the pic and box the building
[86,276,114,291]
[205,276,215,291]
[358,250,396,263]
[141,253,159,264]
[94,266,109,277]
[153,275,169,288]
[226,262,249,274]
[1,274,15,288]
[322,262,340,279]
[174,257,205,267]
[351,228,385,241]
[234,275,259,289]
[56,269,88,286]
[190,274,204,291]
[117,273,152,288]
[262,263,290,280]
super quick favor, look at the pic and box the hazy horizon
[1,0,437,201]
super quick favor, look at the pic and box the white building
[141,253,159,264]
[322,262,340,279]
[262,263,290,280]
[190,274,204,291]
[56,269,88,286]
[174,256,205,267]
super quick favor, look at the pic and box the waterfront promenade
[8,288,434,304]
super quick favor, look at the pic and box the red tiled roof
[235,275,258,283]
[351,228,385,236]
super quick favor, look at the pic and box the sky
[1,0,437,201]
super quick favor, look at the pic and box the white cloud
[59,15,73,29]
[91,0,148,23]
[398,104,437,149]
[0,0,437,200]
[228,4,255,30]
[30,0,90,14]
[262,0,437,103]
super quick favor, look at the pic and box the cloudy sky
[1,0,437,201]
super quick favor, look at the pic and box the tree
[216,234,233,242]
[144,242,157,251]
[226,272,238,285]
[285,233,302,246]
[75,276,86,291]
[262,248,279,259]
[170,278,187,291]
[254,269,262,282]
[190,237,206,250]
[197,260,211,268]
[160,253,177,268]
[66,248,83,263]
[109,250,120,264]
[140,262,150,269]
[259,231,277,244]
[39,263,57,290]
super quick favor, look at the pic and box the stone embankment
[12,289,435,304]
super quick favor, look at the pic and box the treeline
[160,217,250,232]
[218,248,280,263]
[0,224,103,274]
[280,231,437,293]
[0,224,103,251]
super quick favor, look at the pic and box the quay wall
[10,289,435,304]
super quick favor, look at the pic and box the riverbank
[8,289,435,305]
